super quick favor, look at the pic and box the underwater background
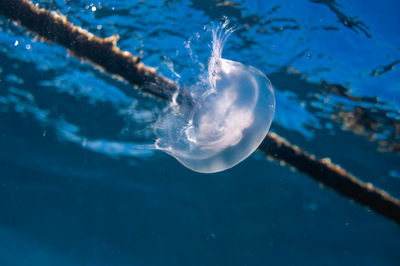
[0,0,399,265]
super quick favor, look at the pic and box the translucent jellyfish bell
[155,23,275,173]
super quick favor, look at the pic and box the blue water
[0,0,399,265]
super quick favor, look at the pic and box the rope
[0,0,177,100]
[261,133,400,223]
[1,0,399,225]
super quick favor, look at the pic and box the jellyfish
[154,22,275,173]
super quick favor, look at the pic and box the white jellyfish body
[154,23,275,173]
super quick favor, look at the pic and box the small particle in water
[389,170,399,179]
[303,202,318,212]
[82,138,87,147]
[97,25,102,30]
[206,233,216,240]
[14,40,19,46]
[43,130,46,137]
[325,122,334,130]
[25,44,31,50]
[91,6,97,12]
